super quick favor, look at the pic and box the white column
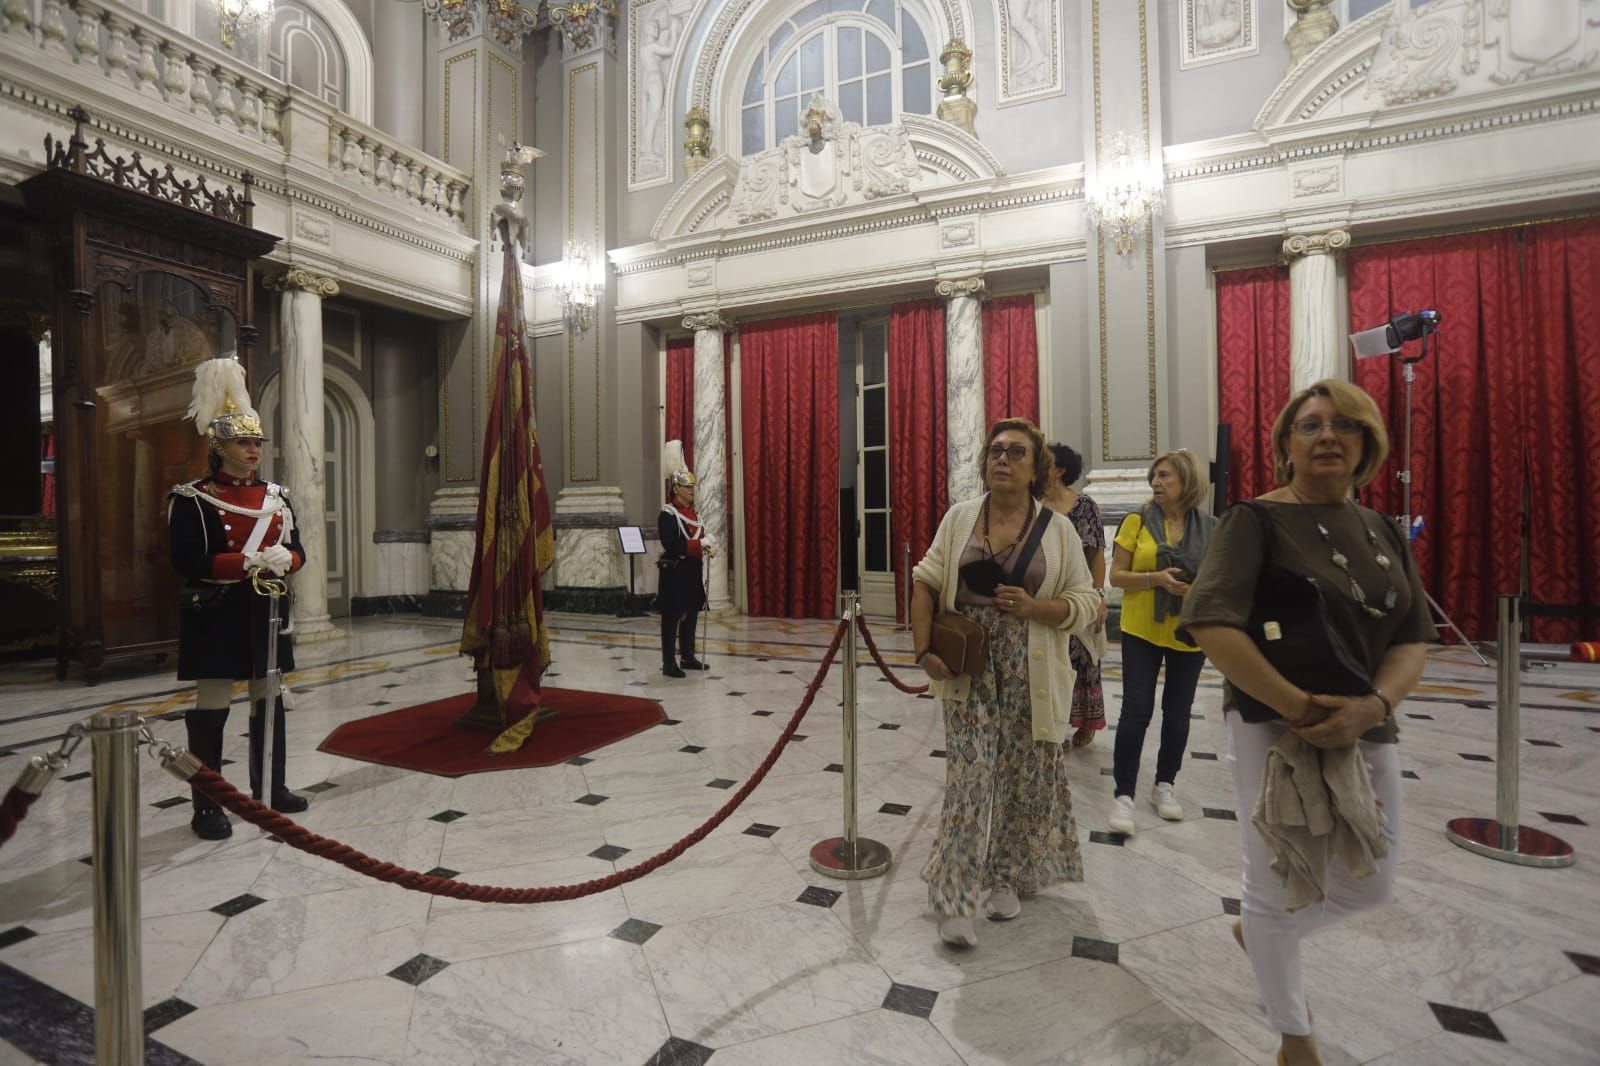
[267,267,341,642]
[937,276,986,505]
[1282,228,1351,391]
[684,311,730,612]
[374,0,424,147]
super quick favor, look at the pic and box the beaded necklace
[1287,486,1398,619]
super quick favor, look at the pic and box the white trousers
[1226,714,1401,1037]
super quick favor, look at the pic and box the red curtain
[739,313,840,618]
[1525,217,1600,641]
[41,429,55,518]
[982,295,1040,427]
[665,336,695,472]
[889,299,948,622]
[1215,266,1292,505]
[1349,231,1525,642]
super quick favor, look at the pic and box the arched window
[739,0,935,154]
[268,3,348,111]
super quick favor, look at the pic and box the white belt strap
[241,509,276,555]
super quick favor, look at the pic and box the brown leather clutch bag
[929,611,988,676]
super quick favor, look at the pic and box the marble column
[373,0,424,147]
[266,267,341,642]
[684,311,730,612]
[1282,228,1351,391]
[937,276,986,504]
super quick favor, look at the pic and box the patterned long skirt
[922,604,1085,917]
[1068,635,1106,730]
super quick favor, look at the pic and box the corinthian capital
[264,267,340,297]
[935,275,986,299]
[682,311,729,332]
[1280,229,1350,261]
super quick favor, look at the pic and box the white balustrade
[3,0,32,39]
[72,0,101,64]
[39,0,69,58]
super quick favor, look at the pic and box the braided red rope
[855,615,929,695]
[185,618,850,904]
[0,787,39,851]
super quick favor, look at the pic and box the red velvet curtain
[982,295,1040,427]
[664,336,695,472]
[889,299,948,622]
[739,312,840,618]
[1525,217,1600,641]
[1215,266,1291,506]
[1349,231,1525,642]
[41,429,55,518]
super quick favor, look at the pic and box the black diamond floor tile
[1221,896,1241,916]
[824,763,844,773]
[1405,713,1433,720]
[62,771,90,783]
[429,809,467,823]
[1540,812,1588,826]
[423,867,459,880]
[882,982,939,1018]
[1100,767,1114,776]
[388,953,450,986]
[1071,936,1119,963]
[790,734,808,742]
[1190,751,1218,761]
[381,682,404,688]
[143,996,197,1034]
[211,893,265,918]
[1089,830,1126,846]
[1566,950,1600,976]
[1467,701,1491,709]
[930,749,947,758]
[706,778,736,789]
[610,918,662,945]
[878,722,901,730]
[644,1036,715,1066]
[879,803,912,816]
[744,823,780,837]
[0,926,37,950]
[1427,1002,1505,1042]
[797,885,842,908]
[1401,770,1421,780]
[302,781,338,793]
[1526,738,1562,748]
[590,844,631,861]
[678,744,706,754]
[726,690,747,697]
[567,756,595,766]
[1189,713,1204,720]
[78,856,92,866]
[368,701,391,707]
[751,710,773,717]
[1459,753,1494,762]
[575,793,610,805]
[663,718,683,726]
[151,796,190,810]
[1202,808,1238,821]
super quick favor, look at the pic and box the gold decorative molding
[683,106,711,175]
[1281,228,1352,260]
[937,38,977,133]
[264,266,340,297]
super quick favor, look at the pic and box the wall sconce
[555,240,600,334]
[1085,130,1164,256]
[216,0,274,46]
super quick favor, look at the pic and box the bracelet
[914,648,930,664]
[1370,687,1393,718]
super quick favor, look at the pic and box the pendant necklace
[982,495,1035,566]
[1288,485,1398,619]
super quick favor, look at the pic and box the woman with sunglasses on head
[1181,380,1432,1066]
[909,418,1101,948]
[1106,448,1216,836]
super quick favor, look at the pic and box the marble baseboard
[349,595,426,616]
[543,586,629,614]
[421,591,468,618]
[373,541,430,597]
[429,530,474,593]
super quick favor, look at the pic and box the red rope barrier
[183,618,851,904]
[0,787,39,851]
[855,615,929,695]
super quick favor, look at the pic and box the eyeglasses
[1291,418,1364,438]
[985,443,1030,462]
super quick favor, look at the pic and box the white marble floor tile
[0,1038,38,1066]
[420,855,631,963]
[435,803,607,871]
[1052,1001,1253,1066]
[158,975,415,1066]
[406,937,667,1066]
[643,900,892,1047]
[0,909,223,1009]
[709,1008,966,1065]
[619,832,809,926]
[249,820,446,900]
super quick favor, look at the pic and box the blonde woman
[1183,380,1432,1066]
[1107,449,1215,834]
[910,418,1100,948]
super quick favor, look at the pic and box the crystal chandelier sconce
[216,0,274,47]
[556,241,600,334]
[1085,130,1164,257]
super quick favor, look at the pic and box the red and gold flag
[459,224,556,753]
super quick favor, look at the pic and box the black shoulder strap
[1008,505,1053,584]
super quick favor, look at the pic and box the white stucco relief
[1001,0,1060,98]
[630,0,695,189]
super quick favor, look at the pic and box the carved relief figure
[632,0,694,185]
[1006,0,1055,93]
[729,102,921,223]
[1182,0,1257,68]
[1195,0,1244,47]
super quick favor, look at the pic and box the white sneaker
[1153,782,1184,821]
[985,886,1021,921]
[1109,794,1136,835]
[939,915,978,948]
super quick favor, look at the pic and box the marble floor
[1,612,1597,1065]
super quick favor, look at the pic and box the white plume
[186,357,253,436]
[662,439,687,482]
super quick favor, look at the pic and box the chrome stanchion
[1445,595,1575,868]
[810,592,892,880]
[88,708,145,1065]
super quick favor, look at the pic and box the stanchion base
[809,836,892,880]
[1445,818,1575,868]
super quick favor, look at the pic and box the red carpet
[317,688,666,777]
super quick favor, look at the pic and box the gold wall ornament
[548,0,618,55]
[683,106,712,175]
[937,38,978,133]
[1286,0,1339,73]
[1085,130,1164,257]
[264,267,341,298]
[423,0,539,45]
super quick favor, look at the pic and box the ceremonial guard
[170,358,308,839]
[658,441,715,678]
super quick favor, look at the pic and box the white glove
[701,534,718,553]
[261,543,294,575]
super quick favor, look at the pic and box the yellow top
[1114,511,1199,653]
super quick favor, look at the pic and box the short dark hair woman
[169,359,307,840]
[910,417,1101,948]
[1183,379,1433,1066]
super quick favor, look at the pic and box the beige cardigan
[912,495,1101,744]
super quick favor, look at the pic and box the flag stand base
[455,668,559,733]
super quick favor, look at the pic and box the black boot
[184,707,232,840]
[662,612,686,677]
[679,658,710,671]
[249,695,308,813]
[662,662,686,678]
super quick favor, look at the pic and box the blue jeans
[1113,632,1205,799]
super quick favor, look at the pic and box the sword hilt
[250,570,289,597]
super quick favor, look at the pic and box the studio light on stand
[1350,310,1489,666]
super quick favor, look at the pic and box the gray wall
[371,306,441,530]
[1163,243,1214,459]
[1158,0,1294,145]
[1045,260,1094,482]
[530,31,567,266]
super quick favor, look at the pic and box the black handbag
[179,582,230,613]
[1232,502,1371,721]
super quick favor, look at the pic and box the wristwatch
[1370,687,1393,719]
